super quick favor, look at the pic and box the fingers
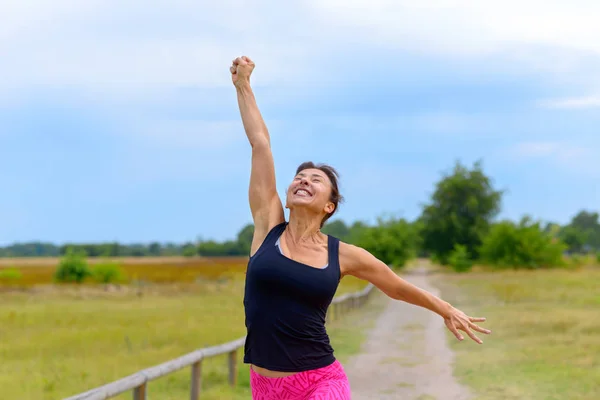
[445,319,464,341]
[232,56,248,66]
[462,326,483,344]
[469,317,486,322]
[230,55,254,82]
[469,322,492,335]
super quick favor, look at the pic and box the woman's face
[285,168,334,216]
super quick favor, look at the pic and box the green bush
[354,216,417,268]
[92,261,125,284]
[558,226,588,254]
[0,267,22,283]
[448,244,473,272]
[596,252,600,265]
[182,244,198,257]
[479,217,566,269]
[54,248,92,283]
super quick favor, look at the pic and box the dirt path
[344,270,472,400]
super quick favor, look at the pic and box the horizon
[2,1,599,245]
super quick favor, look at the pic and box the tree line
[2,160,599,270]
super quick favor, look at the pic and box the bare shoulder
[338,241,405,299]
[338,241,377,276]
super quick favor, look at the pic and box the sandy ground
[344,270,472,400]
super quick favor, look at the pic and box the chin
[289,199,312,208]
[288,198,320,212]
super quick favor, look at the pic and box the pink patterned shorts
[250,360,352,399]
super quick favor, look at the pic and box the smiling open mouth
[294,188,313,197]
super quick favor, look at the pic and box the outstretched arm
[231,56,284,255]
[339,243,491,344]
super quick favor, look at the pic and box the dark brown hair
[295,161,344,227]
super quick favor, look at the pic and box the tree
[567,210,600,251]
[182,242,197,257]
[419,160,503,264]
[558,225,589,254]
[321,219,350,241]
[345,221,369,244]
[148,242,162,256]
[236,223,255,255]
[197,240,222,256]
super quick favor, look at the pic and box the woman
[230,56,491,400]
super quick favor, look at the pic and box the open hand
[444,306,491,344]
[230,56,255,87]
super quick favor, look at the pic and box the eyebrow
[297,172,325,179]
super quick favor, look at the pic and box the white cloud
[0,1,330,93]
[537,95,600,109]
[1,0,599,96]
[309,0,600,89]
[308,1,600,55]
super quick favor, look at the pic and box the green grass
[0,269,376,400]
[432,267,600,400]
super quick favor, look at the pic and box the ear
[324,202,335,214]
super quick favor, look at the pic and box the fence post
[190,360,202,400]
[228,349,238,386]
[133,383,147,400]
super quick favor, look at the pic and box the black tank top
[243,222,341,372]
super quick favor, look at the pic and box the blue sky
[1,1,599,245]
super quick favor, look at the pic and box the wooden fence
[64,283,375,400]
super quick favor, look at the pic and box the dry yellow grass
[0,256,215,266]
[0,256,249,286]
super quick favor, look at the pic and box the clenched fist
[230,56,255,88]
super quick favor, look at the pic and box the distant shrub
[448,244,473,272]
[0,267,22,283]
[54,248,92,283]
[354,216,417,268]
[479,217,566,269]
[596,252,600,265]
[182,244,198,257]
[92,261,125,284]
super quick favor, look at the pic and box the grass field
[0,257,374,400]
[433,266,600,400]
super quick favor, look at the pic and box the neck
[286,210,323,243]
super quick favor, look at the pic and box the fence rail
[64,283,375,400]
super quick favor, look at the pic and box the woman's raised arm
[231,56,284,254]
